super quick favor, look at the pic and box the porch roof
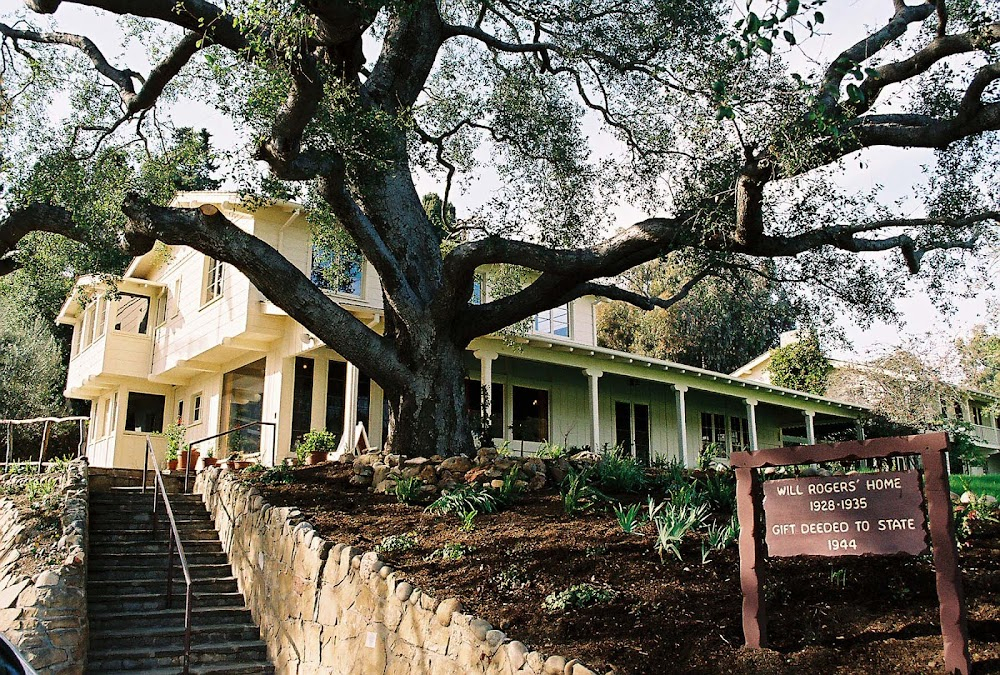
[473,334,869,418]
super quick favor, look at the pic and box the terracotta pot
[177,450,200,470]
[202,457,218,468]
[228,460,252,470]
[167,459,178,471]
[307,451,328,465]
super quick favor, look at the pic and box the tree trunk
[383,338,473,458]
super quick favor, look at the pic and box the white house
[56,192,865,470]
[732,330,1000,472]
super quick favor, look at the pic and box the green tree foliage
[0,295,67,421]
[956,325,1000,396]
[768,334,832,395]
[422,193,456,242]
[597,259,798,373]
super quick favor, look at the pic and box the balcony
[970,424,1000,449]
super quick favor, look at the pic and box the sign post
[730,432,971,675]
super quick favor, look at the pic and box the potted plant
[161,423,186,471]
[177,443,199,471]
[297,429,337,465]
[202,444,217,468]
[227,452,252,470]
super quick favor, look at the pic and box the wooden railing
[141,436,193,674]
[1,416,88,471]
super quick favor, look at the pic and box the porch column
[263,353,295,466]
[745,399,759,452]
[673,385,690,467]
[855,420,865,441]
[584,368,603,451]
[803,410,816,445]
[369,384,385,448]
[310,358,329,432]
[342,362,360,451]
[473,350,499,420]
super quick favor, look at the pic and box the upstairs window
[971,405,984,426]
[204,256,225,303]
[114,294,150,334]
[471,280,482,305]
[533,304,569,338]
[311,244,363,296]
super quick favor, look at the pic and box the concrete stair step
[91,622,262,648]
[88,590,249,613]
[87,639,268,671]
[89,606,254,631]
[90,527,221,542]
[90,551,230,569]
[88,563,234,582]
[90,539,226,555]
[93,663,274,675]
[88,577,239,598]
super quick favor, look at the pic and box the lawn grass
[950,473,1000,498]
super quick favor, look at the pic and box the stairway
[87,486,274,674]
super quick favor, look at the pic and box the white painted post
[674,385,690,467]
[583,368,603,451]
[342,363,360,452]
[745,399,759,452]
[473,350,499,421]
[803,410,816,445]
[855,420,865,441]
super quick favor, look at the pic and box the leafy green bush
[536,442,567,459]
[495,467,523,506]
[706,516,739,550]
[295,429,338,464]
[542,583,618,612]
[652,502,708,562]
[427,542,472,560]
[394,475,424,504]
[595,447,646,493]
[560,465,607,516]
[425,484,499,517]
[375,532,418,554]
[701,472,737,514]
[613,502,643,534]
[258,465,295,485]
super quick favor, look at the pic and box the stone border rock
[195,466,602,675]
[0,459,89,674]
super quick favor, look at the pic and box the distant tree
[768,334,832,395]
[0,295,67,421]
[597,259,798,373]
[422,193,457,242]
[956,324,1000,396]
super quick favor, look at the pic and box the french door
[614,401,651,465]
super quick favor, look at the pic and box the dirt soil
[0,473,64,575]
[251,462,1000,674]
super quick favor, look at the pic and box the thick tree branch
[364,0,444,110]
[579,269,713,312]
[0,203,88,275]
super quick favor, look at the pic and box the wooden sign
[762,471,928,557]
[730,433,970,675]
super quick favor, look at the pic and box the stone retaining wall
[0,460,88,673]
[195,467,600,675]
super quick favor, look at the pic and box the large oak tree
[1,0,999,457]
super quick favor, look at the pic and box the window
[171,279,182,317]
[81,302,94,349]
[176,399,185,425]
[512,386,548,442]
[222,359,265,455]
[114,294,151,334]
[326,361,347,436]
[701,413,727,452]
[471,280,482,305]
[292,357,314,447]
[971,405,984,426]
[954,402,964,420]
[103,393,117,438]
[124,392,165,433]
[730,416,750,452]
[533,304,569,337]
[93,297,108,342]
[204,257,225,303]
[154,291,168,327]
[71,324,81,357]
[465,380,505,439]
[191,393,203,424]
[311,245,362,296]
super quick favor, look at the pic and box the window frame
[191,393,204,425]
[532,303,571,338]
[310,244,364,298]
[203,256,225,305]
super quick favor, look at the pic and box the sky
[1,0,997,363]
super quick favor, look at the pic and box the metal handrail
[184,421,277,492]
[141,436,193,674]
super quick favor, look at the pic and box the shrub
[613,502,643,534]
[543,583,618,613]
[701,472,737,514]
[427,543,472,560]
[705,516,739,550]
[495,466,523,507]
[258,465,295,485]
[394,475,424,504]
[560,465,607,516]
[536,442,567,459]
[375,532,418,554]
[595,447,646,493]
[425,484,498,517]
[652,502,708,562]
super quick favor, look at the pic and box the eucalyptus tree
[1,0,999,456]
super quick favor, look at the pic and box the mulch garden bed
[250,462,1000,674]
